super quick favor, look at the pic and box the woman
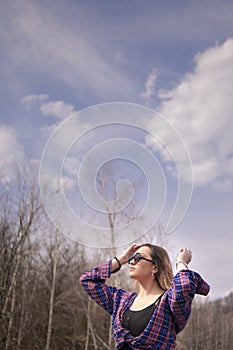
[80,243,210,349]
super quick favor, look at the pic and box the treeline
[176,292,233,350]
[1,170,232,350]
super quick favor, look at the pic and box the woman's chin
[129,270,136,279]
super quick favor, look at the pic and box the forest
[1,166,233,350]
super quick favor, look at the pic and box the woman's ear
[152,265,158,274]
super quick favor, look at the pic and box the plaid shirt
[80,260,210,349]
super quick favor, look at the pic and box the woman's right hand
[117,243,141,265]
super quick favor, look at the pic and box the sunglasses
[128,252,155,265]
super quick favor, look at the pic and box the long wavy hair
[140,243,173,290]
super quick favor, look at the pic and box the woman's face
[129,246,157,281]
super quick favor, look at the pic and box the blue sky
[1,0,233,299]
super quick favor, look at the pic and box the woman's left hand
[177,248,192,264]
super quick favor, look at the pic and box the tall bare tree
[44,230,60,350]
[0,165,42,350]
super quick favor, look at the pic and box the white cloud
[40,100,76,119]
[0,125,24,184]
[141,68,158,104]
[0,1,135,98]
[114,51,125,64]
[21,94,49,109]
[146,38,233,190]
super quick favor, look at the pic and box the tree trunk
[2,229,23,315]
[85,298,91,350]
[5,276,17,350]
[44,233,59,350]
[16,237,31,349]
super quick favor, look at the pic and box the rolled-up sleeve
[167,270,210,333]
[79,260,117,315]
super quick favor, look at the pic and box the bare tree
[88,163,170,349]
[0,165,42,350]
[44,230,60,350]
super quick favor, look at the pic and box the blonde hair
[140,243,173,290]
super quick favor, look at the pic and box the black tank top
[121,294,163,349]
